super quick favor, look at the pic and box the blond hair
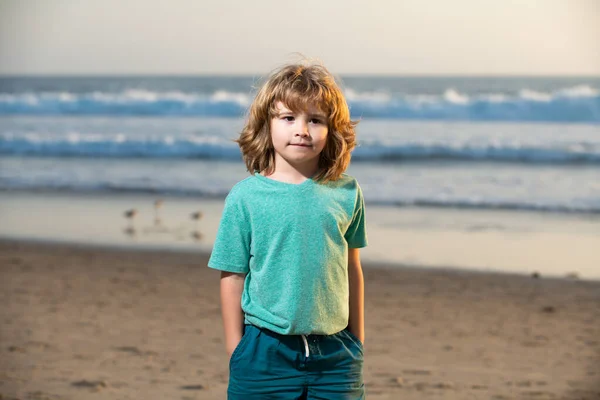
[236,61,358,183]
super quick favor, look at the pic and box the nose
[295,120,309,137]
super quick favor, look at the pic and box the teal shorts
[228,324,365,399]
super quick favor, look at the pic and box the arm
[220,271,246,357]
[348,247,365,344]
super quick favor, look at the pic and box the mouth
[290,143,311,147]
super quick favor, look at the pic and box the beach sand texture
[1,239,599,400]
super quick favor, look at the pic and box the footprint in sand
[521,390,556,399]
[516,380,534,387]
[471,384,488,390]
[113,346,158,357]
[512,380,549,388]
[541,306,556,313]
[431,382,455,389]
[8,256,23,265]
[180,384,205,390]
[8,341,53,353]
[413,382,455,390]
[25,391,62,400]
[402,369,431,376]
[8,345,26,353]
[71,380,108,391]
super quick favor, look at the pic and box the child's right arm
[220,271,246,357]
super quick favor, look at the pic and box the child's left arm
[347,247,365,344]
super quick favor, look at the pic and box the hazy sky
[0,0,598,75]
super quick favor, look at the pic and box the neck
[264,159,320,184]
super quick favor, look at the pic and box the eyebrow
[275,108,327,120]
[277,111,327,118]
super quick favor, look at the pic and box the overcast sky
[0,0,598,76]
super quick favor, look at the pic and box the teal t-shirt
[208,172,368,335]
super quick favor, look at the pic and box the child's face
[270,101,328,171]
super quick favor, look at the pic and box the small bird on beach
[124,209,138,219]
[190,211,203,229]
[124,209,138,229]
[154,199,164,226]
[123,226,137,238]
[191,230,203,241]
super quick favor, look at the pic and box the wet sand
[2,190,600,280]
[1,239,599,400]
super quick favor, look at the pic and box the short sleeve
[344,183,368,248]
[208,191,251,273]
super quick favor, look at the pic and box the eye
[282,116,294,122]
[310,118,323,124]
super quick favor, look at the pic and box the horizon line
[1,72,600,79]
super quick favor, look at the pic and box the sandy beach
[1,239,599,400]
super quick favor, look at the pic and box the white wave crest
[210,90,251,105]
[443,89,470,104]
[519,89,552,102]
[344,88,391,102]
[556,85,599,98]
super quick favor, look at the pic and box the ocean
[1,75,599,215]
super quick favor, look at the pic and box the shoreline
[2,238,600,399]
[1,189,599,281]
